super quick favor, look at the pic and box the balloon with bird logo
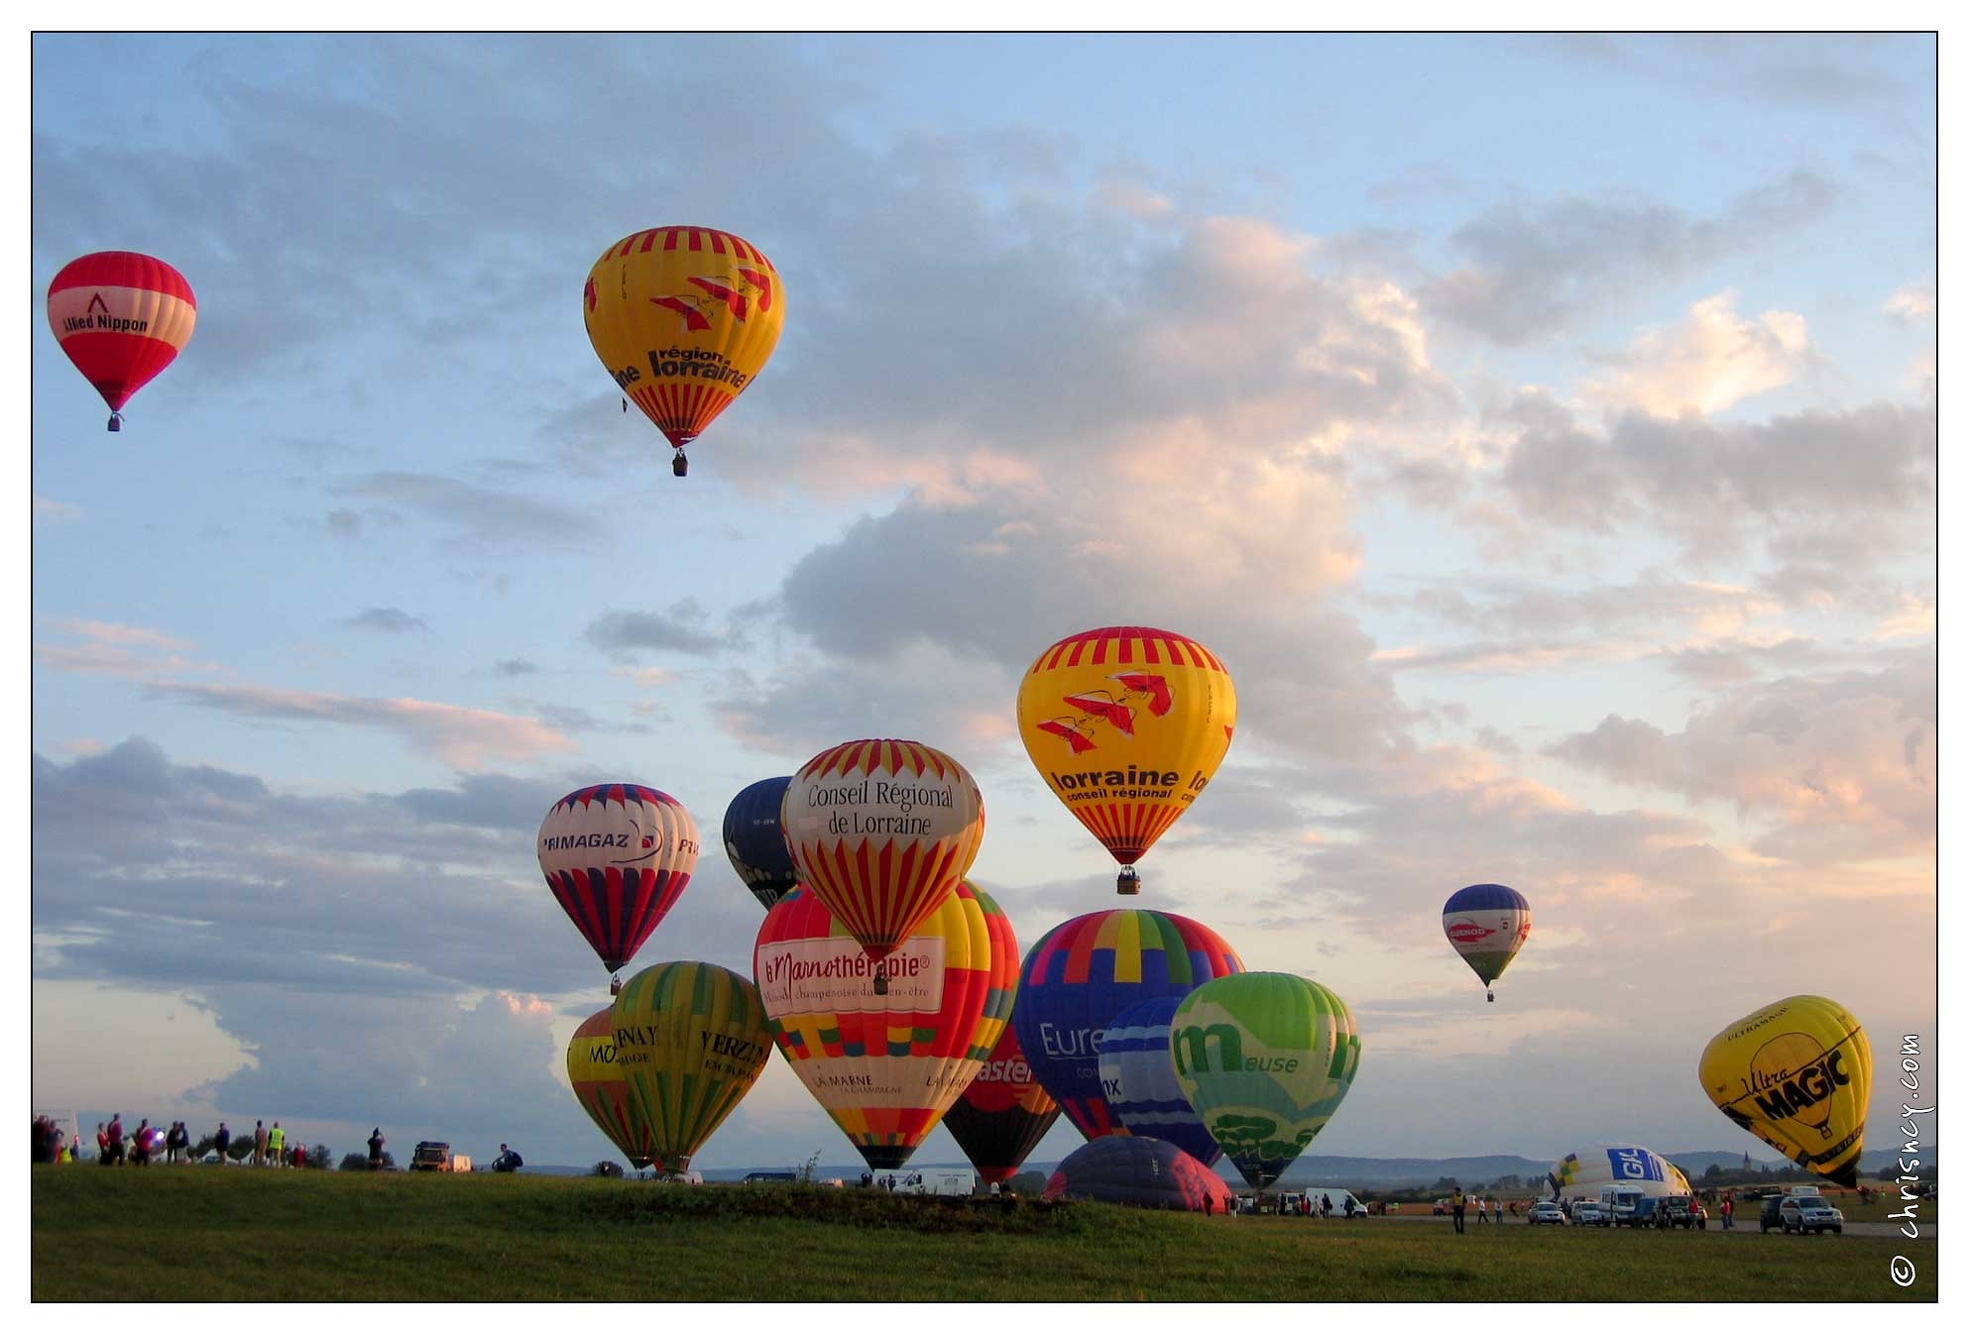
[583,225,784,477]
[1441,883,1532,1002]
[566,1005,650,1169]
[1012,908,1243,1140]
[1697,995,1872,1188]
[1169,971,1361,1190]
[722,776,800,911]
[610,960,773,1177]
[1016,626,1236,894]
[780,739,985,994]
[47,251,197,431]
[939,1001,1062,1186]
[753,882,1016,1171]
[537,784,700,993]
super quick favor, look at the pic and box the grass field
[32,1168,1937,1303]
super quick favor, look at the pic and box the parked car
[1527,1201,1567,1226]
[1568,1200,1610,1226]
[1655,1195,1706,1230]
[1777,1195,1845,1235]
[407,1141,452,1172]
[1615,1196,1662,1229]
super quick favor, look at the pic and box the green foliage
[28,1168,1940,1302]
[592,1161,624,1178]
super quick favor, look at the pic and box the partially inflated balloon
[1016,626,1236,894]
[940,1012,1062,1186]
[47,251,197,431]
[1043,1136,1236,1214]
[1698,995,1871,1188]
[538,784,699,985]
[1442,883,1532,1002]
[1547,1145,1691,1201]
[723,776,799,911]
[781,739,985,992]
[1013,909,1243,1140]
[611,961,772,1176]
[566,1006,650,1169]
[1170,972,1361,1190]
[754,883,1015,1171]
[1100,995,1221,1166]
[583,226,784,476]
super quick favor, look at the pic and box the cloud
[492,658,538,677]
[332,472,595,552]
[1581,291,1810,417]
[1546,655,1935,860]
[1420,172,1838,344]
[34,494,83,523]
[1883,283,1934,322]
[584,600,725,657]
[140,681,576,769]
[343,607,429,633]
[33,619,218,678]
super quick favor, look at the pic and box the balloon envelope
[537,783,699,976]
[1015,626,1235,891]
[755,882,1015,1171]
[781,739,985,972]
[1698,995,1871,1188]
[1043,1136,1236,1213]
[47,251,197,426]
[940,1014,1062,1186]
[611,961,773,1175]
[1169,972,1361,1190]
[1013,909,1243,1141]
[722,776,800,910]
[1100,995,1221,1167]
[1441,883,1532,994]
[583,226,784,460]
[566,1006,650,1169]
[1548,1145,1692,1200]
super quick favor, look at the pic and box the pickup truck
[408,1141,454,1172]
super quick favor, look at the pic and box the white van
[893,1168,976,1196]
[1600,1184,1647,1224]
[1296,1187,1369,1218]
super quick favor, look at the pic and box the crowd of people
[32,1114,312,1167]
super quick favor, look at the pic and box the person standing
[267,1121,286,1167]
[367,1127,386,1170]
[214,1121,232,1165]
[106,1113,126,1166]
[96,1123,111,1166]
[1451,1186,1467,1234]
[253,1120,268,1168]
[130,1120,153,1167]
[1720,1193,1735,1231]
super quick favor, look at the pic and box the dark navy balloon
[1042,1135,1236,1212]
[722,777,799,910]
[1100,995,1221,1166]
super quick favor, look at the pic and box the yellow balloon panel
[1016,626,1236,874]
[583,226,785,451]
[1698,994,1872,1188]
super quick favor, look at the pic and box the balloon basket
[1116,868,1141,896]
[609,974,623,997]
[872,969,889,996]
[671,451,689,478]
[1486,991,1495,1003]
[107,412,122,433]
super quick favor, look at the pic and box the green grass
[32,1168,1938,1302]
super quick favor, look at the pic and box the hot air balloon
[939,1002,1062,1187]
[611,960,773,1176]
[1546,1145,1692,1201]
[47,251,197,431]
[1016,626,1235,894]
[1441,883,1532,1002]
[1012,909,1243,1140]
[583,225,784,477]
[1042,1135,1236,1213]
[754,882,1015,1171]
[537,784,699,993]
[722,776,799,911]
[566,1005,651,1169]
[781,739,985,994]
[1100,995,1222,1167]
[1169,972,1360,1191]
[1698,995,1872,1188]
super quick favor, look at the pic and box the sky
[23,29,1940,1179]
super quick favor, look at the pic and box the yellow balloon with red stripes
[583,225,785,476]
[1016,626,1237,895]
[781,739,985,993]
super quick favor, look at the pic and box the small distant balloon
[1441,883,1532,1002]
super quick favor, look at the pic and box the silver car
[1778,1196,1845,1235]
[1568,1200,1610,1226]
[1527,1201,1568,1226]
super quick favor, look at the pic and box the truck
[891,1169,976,1196]
[1293,1187,1370,1218]
[408,1142,455,1172]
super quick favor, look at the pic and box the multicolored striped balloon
[1012,909,1243,1140]
[781,739,985,992]
[537,784,699,983]
[1100,995,1221,1166]
[1015,626,1236,895]
[565,1005,649,1169]
[1169,971,1361,1190]
[46,251,197,431]
[611,961,772,1176]
[754,882,1015,1171]
[937,993,1061,1186]
[1441,882,1531,1002]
